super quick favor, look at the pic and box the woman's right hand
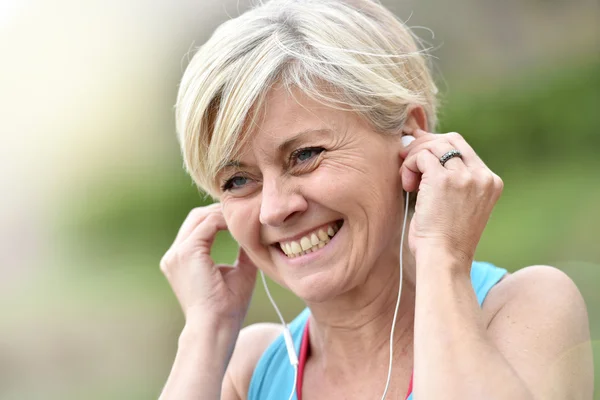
[160,203,258,330]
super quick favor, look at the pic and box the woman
[159,0,594,399]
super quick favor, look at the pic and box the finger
[403,137,467,171]
[223,247,258,276]
[410,128,430,139]
[442,132,485,169]
[233,247,258,283]
[235,247,255,270]
[400,149,445,193]
[405,131,485,169]
[428,141,467,171]
[399,133,441,158]
[219,247,258,298]
[180,211,228,257]
[400,164,421,194]
[172,203,221,246]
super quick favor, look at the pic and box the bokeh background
[1,0,599,398]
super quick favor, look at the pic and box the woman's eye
[292,147,324,164]
[222,176,249,191]
[231,176,248,187]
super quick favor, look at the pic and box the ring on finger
[439,149,463,167]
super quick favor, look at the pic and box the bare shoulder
[483,265,589,326]
[482,265,594,399]
[223,323,282,400]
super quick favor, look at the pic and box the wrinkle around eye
[319,153,372,177]
[289,151,325,175]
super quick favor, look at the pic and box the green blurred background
[1,0,598,398]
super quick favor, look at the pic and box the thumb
[221,247,258,297]
[235,247,258,277]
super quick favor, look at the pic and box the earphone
[260,134,415,400]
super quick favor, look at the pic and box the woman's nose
[259,178,307,226]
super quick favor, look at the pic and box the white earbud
[401,134,415,147]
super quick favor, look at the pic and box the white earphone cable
[260,270,299,400]
[260,270,288,327]
[379,190,410,400]
[289,364,298,400]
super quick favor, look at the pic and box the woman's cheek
[316,159,375,196]
[221,199,256,245]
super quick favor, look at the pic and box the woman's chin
[286,269,345,303]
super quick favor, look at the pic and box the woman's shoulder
[480,265,593,398]
[237,322,284,357]
[225,323,282,400]
[492,264,579,294]
[226,309,310,399]
[481,264,584,322]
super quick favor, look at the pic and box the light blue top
[248,261,507,400]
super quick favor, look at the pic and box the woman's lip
[276,221,343,264]
[273,220,341,245]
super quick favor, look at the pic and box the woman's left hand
[399,129,504,266]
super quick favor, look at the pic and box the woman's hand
[399,129,504,266]
[160,203,257,330]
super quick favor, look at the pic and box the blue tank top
[248,261,507,400]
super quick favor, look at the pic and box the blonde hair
[176,0,438,198]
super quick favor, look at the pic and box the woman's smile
[273,219,344,264]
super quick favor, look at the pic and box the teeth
[310,233,320,246]
[300,237,312,251]
[317,230,328,241]
[290,241,302,254]
[279,222,342,258]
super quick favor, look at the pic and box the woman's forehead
[247,88,353,143]
[218,85,364,173]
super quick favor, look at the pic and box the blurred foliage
[439,60,600,176]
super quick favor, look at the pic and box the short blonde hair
[176,0,438,198]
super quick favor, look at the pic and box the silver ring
[439,149,462,167]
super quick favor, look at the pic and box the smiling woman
[159,1,594,399]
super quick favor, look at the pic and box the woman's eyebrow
[223,160,244,168]
[220,128,334,169]
[215,161,246,182]
[277,128,334,154]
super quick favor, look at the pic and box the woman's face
[218,86,406,302]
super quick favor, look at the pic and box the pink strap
[296,318,311,399]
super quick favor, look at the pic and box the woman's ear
[403,106,428,133]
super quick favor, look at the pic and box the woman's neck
[305,245,417,377]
